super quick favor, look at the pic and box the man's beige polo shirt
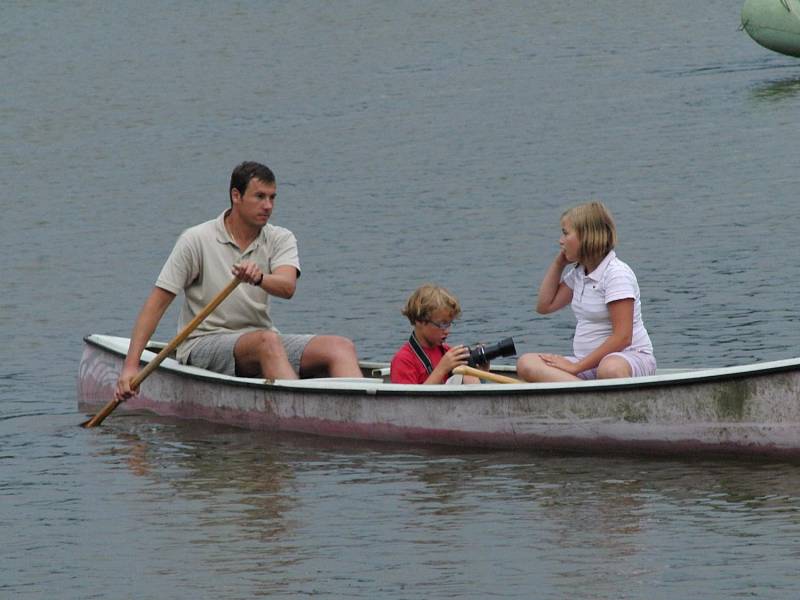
[156,210,301,363]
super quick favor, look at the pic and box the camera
[466,337,517,367]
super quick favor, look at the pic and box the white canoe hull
[78,335,800,457]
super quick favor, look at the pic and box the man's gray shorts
[186,331,315,376]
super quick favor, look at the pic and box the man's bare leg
[234,330,298,379]
[299,335,362,378]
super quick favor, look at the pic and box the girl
[516,201,655,382]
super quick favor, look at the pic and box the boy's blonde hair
[562,201,617,268]
[401,284,462,325]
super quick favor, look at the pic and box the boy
[390,284,481,384]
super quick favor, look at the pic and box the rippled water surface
[3,1,800,598]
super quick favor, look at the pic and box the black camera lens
[466,337,516,367]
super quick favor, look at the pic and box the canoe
[742,0,800,58]
[78,334,800,458]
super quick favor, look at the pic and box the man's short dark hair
[229,161,276,203]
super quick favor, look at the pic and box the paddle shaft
[453,365,522,384]
[82,277,243,428]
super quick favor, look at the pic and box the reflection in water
[751,76,800,101]
[96,419,297,544]
[91,420,800,597]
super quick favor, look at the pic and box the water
[3,1,800,597]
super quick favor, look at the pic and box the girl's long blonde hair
[562,201,617,268]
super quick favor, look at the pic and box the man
[115,161,361,401]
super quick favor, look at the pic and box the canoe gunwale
[83,334,800,397]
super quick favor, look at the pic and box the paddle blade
[80,398,122,428]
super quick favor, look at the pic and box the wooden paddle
[81,277,243,428]
[453,365,523,384]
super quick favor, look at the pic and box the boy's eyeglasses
[427,320,454,330]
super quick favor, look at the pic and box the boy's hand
[436,345,471,377]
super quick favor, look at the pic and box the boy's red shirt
[389,341,451,384]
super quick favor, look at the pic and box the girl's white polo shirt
[561,250,653,359]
